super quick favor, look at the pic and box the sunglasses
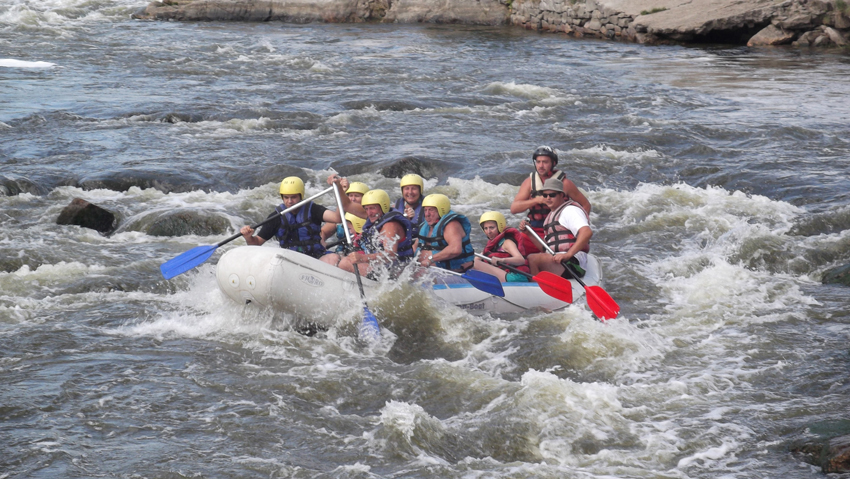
[540,192,562,198]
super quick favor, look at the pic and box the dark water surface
[2,0,850,477]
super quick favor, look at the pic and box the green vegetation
[837,0,848,14]
[640,7,669,15]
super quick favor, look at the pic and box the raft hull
[215,246,603,323]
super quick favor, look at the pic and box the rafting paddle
[160,186,335,280]
[474,253,572,303]
[438,268,506,297]
[331,181,381,342]
[524,227,620,321]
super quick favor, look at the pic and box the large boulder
[56,198,118,234]
[748,24,796,46]
[119,209,231,237]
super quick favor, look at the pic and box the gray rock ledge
[133,0,850,47]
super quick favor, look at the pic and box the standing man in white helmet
[510,146,591,239]
[239,176,351,259]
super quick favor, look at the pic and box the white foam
[0,59,56,68]
[482,81,561,100]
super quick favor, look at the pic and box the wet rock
[822,263,850,286]
[0,175,43,196]
[825,26,849,45]
[56,198,118,234]
[121,209,231,237]
[791,433,850,473]
[78,169,210,194]
[748,24,796,45]
[378,156,452,180]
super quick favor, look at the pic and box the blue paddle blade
[160,244,218,279]
[358,306,381,342]
[462,270,505,297]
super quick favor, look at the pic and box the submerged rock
[0,175,43,196]
[56,198,118,234]
[822,263,850,286]
[121,209,231,237]
[791,433,850,473]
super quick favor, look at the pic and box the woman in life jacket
[240,176,347,259]
[392,173,425,229]
[526,177,592,279]
[415,194,475,273]
[321,180,369,248]
[510,145,591,239]
[472,211,532,283]
[333,189,414,278]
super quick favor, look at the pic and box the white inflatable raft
[215,246,603,322]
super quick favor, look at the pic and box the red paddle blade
[533,271,573,303]
[585,285,620,321]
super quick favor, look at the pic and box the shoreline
[132,0,850,47]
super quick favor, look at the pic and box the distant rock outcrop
[56,198,118,235]
[133,0,850,47]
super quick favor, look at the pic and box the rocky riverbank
[133,0,850,47]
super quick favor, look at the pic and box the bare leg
[472,257,508,282]
[320,253,341,266]
[338,257,372,276]
[529,253,565,277]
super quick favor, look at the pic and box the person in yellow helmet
[239,175,351,259]
[472,211,532,283]
[328,189,415,277]
[414,194,475,272]
[320,179,370,246]
[392,173,425,227]
[510,146,591,239]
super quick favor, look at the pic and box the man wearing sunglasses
[510,145,591,238]
[526,177,592,279]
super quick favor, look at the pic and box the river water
[2,0,850,477]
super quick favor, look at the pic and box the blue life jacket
[275,201,324,258]
[361,210,414,260]
[417,210,475,271]
[392,197,423,237]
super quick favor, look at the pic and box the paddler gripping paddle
[331,180,381,342]
[160,186,335,280]
[474,253,572,304]
[524,227,619,321]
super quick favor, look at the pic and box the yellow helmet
[345,181,369,196]
[399,174,424,192]
[361,189,391,214]
[479,211,506,233]
[279,176,305,197]
[422,194,451,218]
[344,213,366,234]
